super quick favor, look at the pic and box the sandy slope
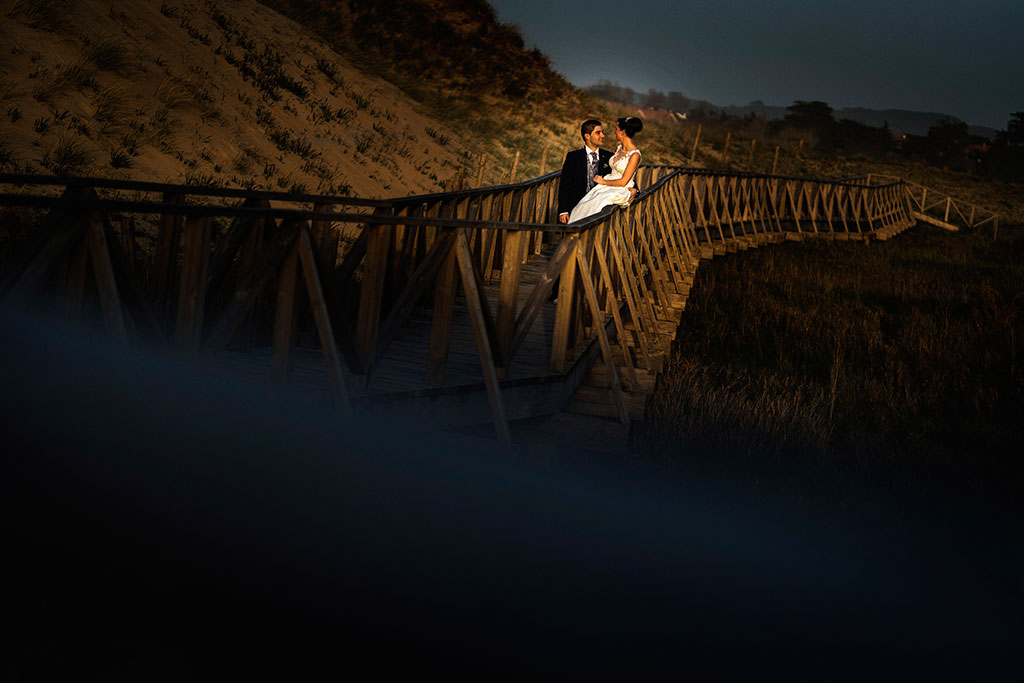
[0,0,475,197]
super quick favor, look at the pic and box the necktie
[588,152,598,189]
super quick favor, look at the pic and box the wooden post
[550,234,579,372]
[689,124,702,163]
[771,146,780,174]
[495,228,525,367]
[174,215,211,352]
[63,238,89,319]
[271,244,300,385]
[509,150,520,184]
[476,153,487,187]
[120,216,136,271]
[539,147,548,175]
[356,219,392,378]
[153,192,184,329]
[426,245,458,385]
[944,197,951,223]
[311,201,336,271]
[747,139,756,170]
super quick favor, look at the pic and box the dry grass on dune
[637,223,1024,500]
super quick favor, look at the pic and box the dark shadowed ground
[3,310,1021,681]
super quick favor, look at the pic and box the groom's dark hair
[580,119,602,139]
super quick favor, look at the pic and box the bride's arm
[594,152,641,188]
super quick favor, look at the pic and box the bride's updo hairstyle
[617,116,643,139]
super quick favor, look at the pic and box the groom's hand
[558,213,569,224]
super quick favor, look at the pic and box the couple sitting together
[557,116,644,224]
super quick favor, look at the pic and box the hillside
[0,0,689,200]
[0,0,497,197]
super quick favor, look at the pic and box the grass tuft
[40,136,90,176]
[92,86,130,125]
[0,140,14,170]
[6,0,73,33]
[83,35,132,73]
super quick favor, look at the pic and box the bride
[568,116,643,223]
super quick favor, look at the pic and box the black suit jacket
[557,147,613,218]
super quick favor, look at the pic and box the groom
[557,119,613,223]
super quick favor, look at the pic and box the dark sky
[489,0,1022,129]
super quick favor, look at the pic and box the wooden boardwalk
[0,168,994,454]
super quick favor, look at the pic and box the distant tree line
[781,101,1024,182]
[587,80,1023,182]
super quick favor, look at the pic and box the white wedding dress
[568,146,641,223]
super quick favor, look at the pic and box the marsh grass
[637,224,1024,504]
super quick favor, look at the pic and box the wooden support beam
[297,227,352,414]
[355,216,392,377]
[63,238,89,319]
[153,192,185,329]
[550,233,580,372]
[375,229,457,365]
[575,248,630,425]
[85,219,128,345]
[204,222,301,352]
[508,233,578,362]
[426,243,458,386]
[174,215,211,352]
[454,230,510,443]
[591,239,639,391]
[271,243,300,385]
[495,227,525,365]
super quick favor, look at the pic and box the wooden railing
[868,173,1000,234]
[0,166,926,439]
